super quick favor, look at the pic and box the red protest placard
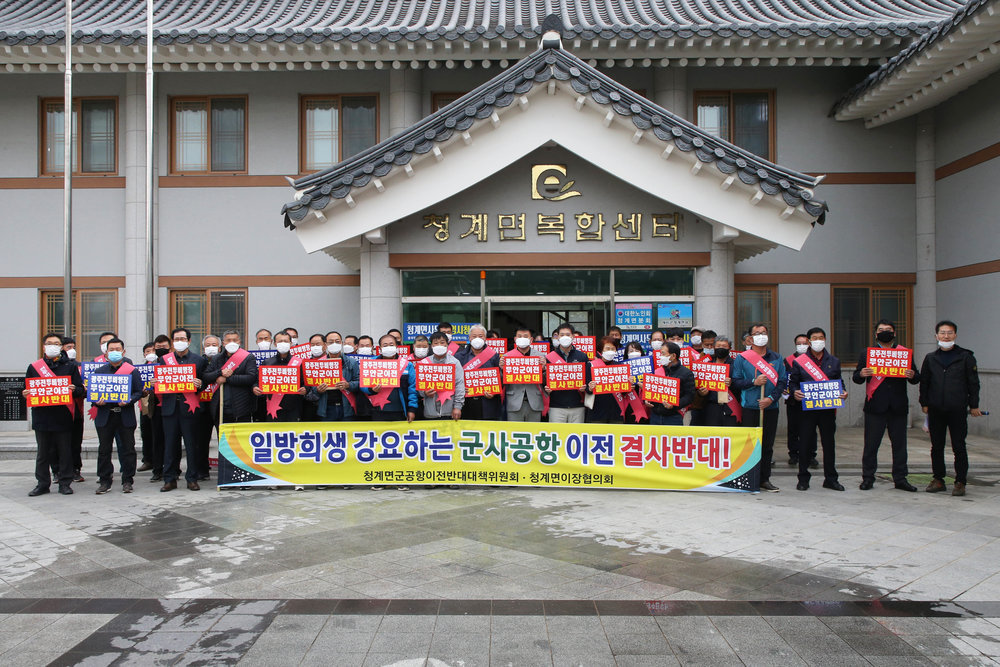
[503,356,542,384]
[643,373,680,405]
[199,384,217,402]
[465,367,502,397]
[416,363,455,392]
[259,366,300,394]
[26,376,72,407]
[866,347,912,378]
[546,362,585,391]
[303,359,342,387]
[572,336,596,359]
[692,361,729,392]
[359,359,401,389]
[485,338,508,355]
[289,343,313,359]
[592,364,632,394]
[678,347,693,367]
[396,344,411,357]
[529,341,550,355]
[154,364,196,393]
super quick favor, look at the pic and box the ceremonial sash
[741,349,779,385]
[794,354,829,381]
[463,347,499,400]
[866,346,909,400]
[327,356,357,412]
[266,356,303,419]
[591,358,647,422]
[31,358,75,419]
[85,354,110,420]
[448,341,461,355]
[221,347,251,374]
[93,355,107,362]
[163,352,200,414]
[785,355,796,372]
[418,357,456,405]
[369,356,410,409]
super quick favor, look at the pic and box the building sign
[657,303,693,329]
[616,303,653,330]
[403,323,474,343]
[422,211,680,244]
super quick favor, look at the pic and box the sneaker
[760,481,779,492]
[952,482,966,497]
[74,469,85,483]
[925,478,946,493]
[122,483,133,493]
[96,484,112,495]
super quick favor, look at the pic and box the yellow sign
[218,421,762,492]
[531,164,581,201]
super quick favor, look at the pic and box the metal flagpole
[145,0,155,340]
[62,0,73,337]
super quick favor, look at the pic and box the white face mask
[357,346,372,356]
[752,334,768,347]
[44,344,62,359]
[173,340,189,352]
[310,345,325,357]
[342,344,355,355]
[703,347,714,356]
[145,352,158,363]
[257,340,271,350]
[470,337,486,350]
[414,347,429,358]
[275,342,291,354]
[224,342,240,354]
[558,335,573,348]
[515,337,531,349]
[937,339,955,350]
[745,345,752,351]
[689,335,702,346]
[381,346,397,358]
[795,344,809,355]
[290,337,299,345]
[810,340,826,353]
[650,340,663,350]
[601,350,617,361]
[327,343,342,355]
[662,354,674,367]
[432,345,448,357]
[65,348,77,360]
[627,351,642,360]
[203,346,219,358]
[100,342,109,355]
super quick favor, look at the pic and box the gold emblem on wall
[531,165,581,201]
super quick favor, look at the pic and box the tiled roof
[281,37,828,229]
[0,0,965,46]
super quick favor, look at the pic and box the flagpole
[62,0,73,337]
[145,0,155,340]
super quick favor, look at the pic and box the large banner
[218,421,761,492]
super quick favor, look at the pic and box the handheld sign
[485,338,508,356]
[136,363,156,392]
[546,362,585,391]
[359,359,401,389]
[88,374,131,403]
[289,343,313,360]
[26,376,72,407]
[259,366,300,394]
[572,336,596,360]
[592,365,632,394]
[464,367,502,397]
[529,341,550,355]
[801,380,844,410]
[642,373,680,406]
[396,344,411,357]
[866,347,912,378]
[154,364,196,393]
[678,347,693,367]
[251,349,277,366]
[81,361,104,389]
[416,364,455,392]
[692,361,729,392]
[303,359,342,387]
[503,356,543,384]
[626,355,653,383]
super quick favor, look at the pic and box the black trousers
[139,413,152,463]
[743,408,778,483]
[374,411,405,421]
[162,413,199,484]
[151,407,165,475]
[704,401,739,427]
[799,409,838,485]
[96,413,137,486]
[195,407,215,478]
[35,429,73,489]
[861,410,909,483]
[928,407,969,484]
[785,398,805,459]
[688,407,705,427]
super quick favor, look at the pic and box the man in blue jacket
[363,333,418,422]
[92,338,144,494]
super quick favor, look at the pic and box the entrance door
[488,299,610,340]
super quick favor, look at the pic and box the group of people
[24,317,981,497]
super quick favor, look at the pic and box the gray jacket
[503,348,547,412]
[418,353,466,418]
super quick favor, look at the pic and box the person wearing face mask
[702,337,742,427]
[784,334,816,469]
[455,324,500,420]
[687,329,717,427]
[418,331,466,420]
[91,338,144,495]
[137,341,158,474]
[155,328,207,492]
[60,335,86,484]
[204,330,259,427]
[688,327,705,356]
[410,335,431,361]
[144,335,172,482]
[587,337,644,424]
[607,326,624,350]
[731,323,787,492]
[283,327,300,347]
[299,333,328,421]
[640,341,695,426]
[349,335,376,421]
[255,328,274,352]
[342,335,358,356]
[253,330,309,422]
[315,330,361,422]
[95,331,117,362]
[742,331,754,352]
[544,323,591,423]
[503,327,547,422]
[919,320,982,496]
[649,330,666,356]
[853,320,920,492]
[437,322,461,355]
[24,333,86,496]
[363,333,418,422]
[789,327,847,492]
[193,334,222,481]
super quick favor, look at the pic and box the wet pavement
[2,425,1000,664]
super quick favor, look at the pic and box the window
[736,287,776,344]
[170,96,247,173]
[169,289,247,354]
[695,91,775,161]
[833,286,911,366]
[40,98,117,175]
[40,290,117,360]
[300,95,378,172]
[614,269,694,296]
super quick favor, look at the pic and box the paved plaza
[2,425,1000,665]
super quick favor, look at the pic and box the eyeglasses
[937,330,956,337]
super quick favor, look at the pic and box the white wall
[248,286,360,340]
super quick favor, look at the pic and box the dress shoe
[187,481,200,491]
[809,458,819,469]
[150,474,163,482]
[28,485,50,497]
[894,481,917,492]
[136,463,153,472]
[74,469,85,483]
[925,478,946,493]
[952,482,966,496]
[823,480,845,491]
[122,483,133,494]
[160,480,177,492]
[58,486,74,495]
[796,483,809,491]
[760,481,779,492]
[96,484,111,495]
[859,479,874,490]
[787,456,799,466]
[197,474,210,481]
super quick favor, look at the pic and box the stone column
[359,236,402,337]
[388,69,422,136]
[695,238,735,337]
[123,72,151,348]
[653,67,687,119]
[914,110,937,361]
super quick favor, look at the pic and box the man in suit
[92,338,144,494]
[204,329,259,424]
[157,327,207,492]
[503,326,547,421]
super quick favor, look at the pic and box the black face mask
[876,331,895,343]
[715,348,730,360]
[154,348,169,357]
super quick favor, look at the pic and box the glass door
[487,298,610,340]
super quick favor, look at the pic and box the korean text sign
[260,366,300,394]
[626,355,653,382]
[592,365,632,394]
[154,364,196,394]
[26,376,72,407]
[546,362,585,391]
[303,359,342,387]
[465,367,502,397]
[503,356,542,384]
[88,374,131,403]
[137,363,156,391]
[866,347,912,378]
[485,338,508,355]
[360,359,401,389]
[692,362,729,392]
[572,336,596,360]
[416,364,455,392]
[801,380,844,410]
[642,373,680,406]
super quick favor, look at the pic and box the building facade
[0,0,996,433]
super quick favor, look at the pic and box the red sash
[727,389,743,423]
[266,356,303,419]
[794,354,829,381]
[163,352,200,414]
[418,356,456,405]
[741,349,779,385]
[463,347,498,400]
[221,347,251,374]
[592,358,647,422]
[785,355,796,371]
[866,346,909,400]
[369,356,410,409]
[447,341,461,355]
[93,355,107,362]
[31,358,75,419]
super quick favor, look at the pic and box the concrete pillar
[695,240,734,337]
[122,73,151,349]
[914,110,936,361]
[359,236,402,337]
[653,67,687,119]
[388,69,422,137]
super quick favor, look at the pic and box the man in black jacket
[92,338,144,494]
[204,329,259,424]
[156,328,207,492]
[643,342,696,426]
[254,330,307,422]
[919,320,982,496]
[23,333,86,496]
[854,320,920,492]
